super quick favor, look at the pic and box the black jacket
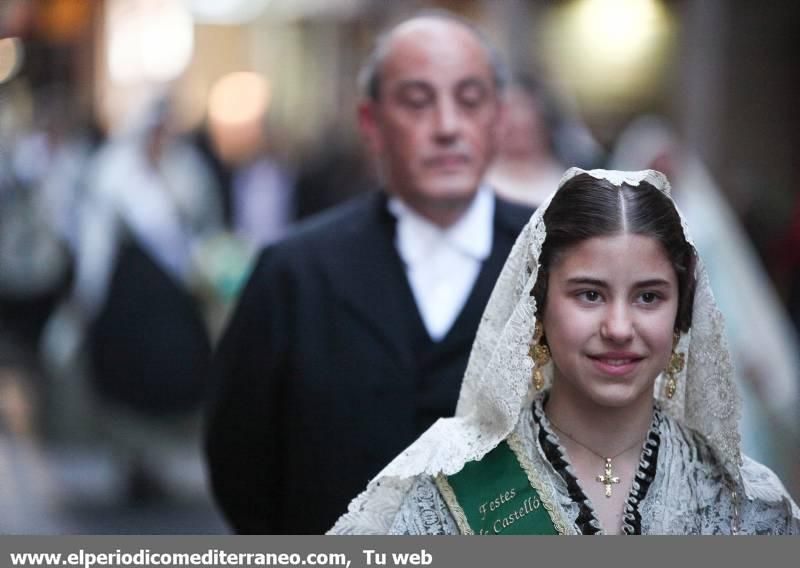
[204,191,532,534]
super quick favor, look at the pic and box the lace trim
[434,475,474,535]
[620,409,662,535]
[532,403,601,535]
[507,432,570,535]
[559,168,672,195]
[532,399,662,535]
[728,481,742,535]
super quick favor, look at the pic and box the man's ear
[357,100,383,155]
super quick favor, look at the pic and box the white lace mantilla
[331,404,799,535]
[329,168,778,534]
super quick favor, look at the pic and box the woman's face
[542,233,679,410]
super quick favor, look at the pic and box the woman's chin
[583,382,655,411]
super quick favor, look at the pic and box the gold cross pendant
[596,458,621,498]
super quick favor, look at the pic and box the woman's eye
[579,291,601,302]
[640,292,659,304]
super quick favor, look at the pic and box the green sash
[435,435,567,535]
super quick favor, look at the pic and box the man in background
[205,12,532,534]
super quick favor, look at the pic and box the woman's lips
[588,354,644,377]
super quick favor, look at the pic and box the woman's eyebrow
[634,278,673,288]
[564,277,673,288]
[565,277,607,288]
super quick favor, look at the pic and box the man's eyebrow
[391,77,489,89]
[456,76,491,88]
[393,79,433,91]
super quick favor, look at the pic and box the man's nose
[600,302,635,344]
[433,98,461,142]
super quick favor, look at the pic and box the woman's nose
[600,303,634,343]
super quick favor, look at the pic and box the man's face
[359,19,501,224]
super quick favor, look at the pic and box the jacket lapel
[323,192,531,363]
[324,193,427,366]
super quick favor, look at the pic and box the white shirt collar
[388,185,494,266]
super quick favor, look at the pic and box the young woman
[329,168,799,535]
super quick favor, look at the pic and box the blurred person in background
[4,88,99,430]
[0,339,70,533]
[610,115,800,493]
[191,116,298,340]
[0,88,84,383]
[487,74,601,208]
[11,87,95,251]
[65,96,225,502]
[487,76,564,207]
[205,11,533,534]
[229,137,295,252]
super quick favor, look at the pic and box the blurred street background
[0,0,797,533]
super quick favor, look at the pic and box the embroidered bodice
[332,402,798,535]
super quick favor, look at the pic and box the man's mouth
[424,154,470,168]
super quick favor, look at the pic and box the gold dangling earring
[530,321,550,391]
[666,331,685,399]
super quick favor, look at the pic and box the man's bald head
[358,11,509,102]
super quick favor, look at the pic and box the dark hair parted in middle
[533,173,696,332]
